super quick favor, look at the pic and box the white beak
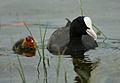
[84,17,97,40]
[86,28,97,40]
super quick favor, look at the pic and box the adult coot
[47,16,98,56]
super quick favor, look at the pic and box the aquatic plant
[79,0,107,41]
[92,24,107,41]
[38,24,48,83]
[16,54,26,83]
[24,23,65,83]
[12,35,26,83]
[79,0,84,16]
[24,23,48,83]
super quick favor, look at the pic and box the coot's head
[22,36,36,48]
[25,36,34,44]
[70,16,97,40]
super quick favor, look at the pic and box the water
[0,0,120,83]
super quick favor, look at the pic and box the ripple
[0,47,13,56]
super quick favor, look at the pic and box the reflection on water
[72,56,100,83]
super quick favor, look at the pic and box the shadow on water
[72,55,100,83]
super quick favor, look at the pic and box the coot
[47,16,98,56]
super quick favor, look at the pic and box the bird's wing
[47,18,71,54]
[47,27,70,54]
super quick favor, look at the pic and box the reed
[24,23,48,83]
[16,54,26,83]
[39,25,48,83]
[79,0,107,42]
[79,0,84,16]
[92,24,107,41]
[24,23,42,82]
[11,34,26,83]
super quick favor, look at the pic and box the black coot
[47,16,98,56]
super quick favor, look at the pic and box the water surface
[0,0,120,83]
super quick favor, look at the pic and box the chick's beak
[86,28,97,40]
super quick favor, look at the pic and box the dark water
[0,0,120,83]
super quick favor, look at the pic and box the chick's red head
[26,36,34,44]
[22,36,36,48]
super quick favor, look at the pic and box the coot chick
[13,36,37,57]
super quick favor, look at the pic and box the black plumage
[47,16,98,56]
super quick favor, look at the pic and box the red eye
[26,36,34,43]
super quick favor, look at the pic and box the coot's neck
[70,28,83,40]
[68,34,86,56]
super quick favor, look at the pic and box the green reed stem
[92,23,107,42]
[16,54,26,83]
[24,22,34,37]
[24,23,43,83]
[80,0,84,16]
[79,0,107,42]
[16,67,25,83]
[11,37,25,83]
[39,25,48,83]
[43,27,48,83]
